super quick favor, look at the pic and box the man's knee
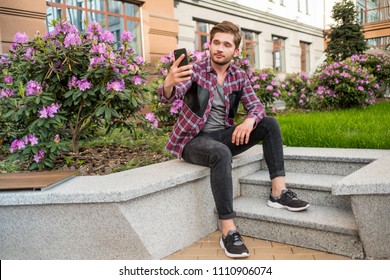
[210,145,232,164]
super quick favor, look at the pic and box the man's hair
[210,21,241,49]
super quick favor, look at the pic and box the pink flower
[134,56,144,65]
[132,75,143,85]
[121,31,133,43]
[68,76,79,89]
[89,56,105,67]
[13,32,29,43]
[160,55,171,64]
[23,47,36,61]
[90,43,108,55]
[266,85,273,91]
[34,150,46,163]
[10,139,26,152]
[25,134,39,146]
[4,76,13,84]
[170,99,183,115]
[64,33,82,47]
[145,112,158,128]
[54,134,61,144]
[87,21,103,35]
[38,103,60,118]
[77,78,92,91]
[38,107,48,118]
[100,30,115,43]
[26,80,43,96]
[107,80,125,92]
[0,88,15,98]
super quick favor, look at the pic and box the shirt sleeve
[158,78,193,104]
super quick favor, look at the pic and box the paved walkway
[164,231,351,260]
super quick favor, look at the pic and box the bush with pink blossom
[0,19,150,170]
[281,72,314,110]
[312,56,381,109]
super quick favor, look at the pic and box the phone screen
[174,48,189,68]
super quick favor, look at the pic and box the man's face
[209,32,238,66]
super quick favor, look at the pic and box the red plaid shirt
[158,58,266,157]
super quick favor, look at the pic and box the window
[300,41,310,73]
[195,21,214,51]
[46,0,142,54]
[367,36,390,50]
[356,0,390,24]
[241,30,260,68]
[272,36,286,72]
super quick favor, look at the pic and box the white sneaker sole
[219,238,249,258]
[267,200,310,212]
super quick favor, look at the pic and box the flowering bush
[312,56,380,109]
[0,19,150,170]
[151,44,281,125]
[351,53,390,94]
[246,68,281,111]
[280,72,314,109]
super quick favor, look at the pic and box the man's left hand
[232,118,256,146]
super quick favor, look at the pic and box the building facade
[0,0,388,74]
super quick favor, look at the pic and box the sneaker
[219,230,249,258]
[267,189,310,211]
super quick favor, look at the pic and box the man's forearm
[163,82,174,99]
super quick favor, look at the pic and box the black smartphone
[174,48,189,68]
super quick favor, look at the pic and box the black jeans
[182,116,285,220]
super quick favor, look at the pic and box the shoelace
[284,189,298,200]
[227,232,244,246]
[279,189,298,204]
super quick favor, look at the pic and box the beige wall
[363,21,390,39]
[0,0,46,53]
[142,0,178,64]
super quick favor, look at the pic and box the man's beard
[210,53,233,66]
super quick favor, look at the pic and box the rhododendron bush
[0,20,150,170]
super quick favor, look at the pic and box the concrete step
[279,147,380,176]
[233,196,364,259]
[239,171,351,209]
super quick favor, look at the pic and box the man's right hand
[163,54,193,99]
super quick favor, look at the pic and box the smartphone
[174,48,189,68]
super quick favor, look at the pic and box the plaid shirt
[158,58,266,157]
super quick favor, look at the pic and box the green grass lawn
[276,101,390,149]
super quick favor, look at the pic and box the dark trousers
[182,116,285,220]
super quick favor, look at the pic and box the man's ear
[234,48,241,57]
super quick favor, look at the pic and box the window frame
[46,0,143,54]
[357,0,390,24]
[272,35,286,72]
[300,41,310,73]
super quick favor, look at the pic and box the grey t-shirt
[201,84,226,132]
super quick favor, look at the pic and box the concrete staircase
[232,149,377,259]
[1,145,389,259]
